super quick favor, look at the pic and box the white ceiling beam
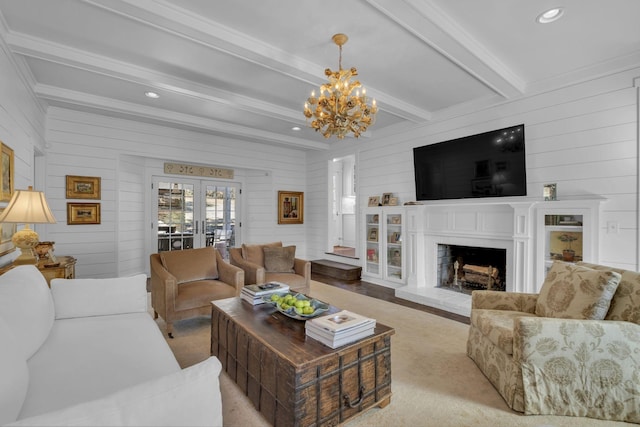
[83,0,431,122]
[35,84,329,151]
[366,0,525,99]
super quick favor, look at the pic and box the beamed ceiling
[1,0,639,150]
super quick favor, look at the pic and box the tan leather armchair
[150,246,244,337]
[229,241,310,293]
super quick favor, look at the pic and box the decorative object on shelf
[0,142,14,202]
[381,193,393,206]
[34,241,55,260]
[303,33,377,139]
[66,175,101,199]
[277,191,303,224]
[0,186,56,265]
[388,197,398,206]
[368,196,380,207]
[543,183,557,201]
[550,231,582,262]
[67,202,101,225]
[368,228,378,242]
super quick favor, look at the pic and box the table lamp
[0,186,56,265]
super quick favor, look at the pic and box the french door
[152,177,239,258]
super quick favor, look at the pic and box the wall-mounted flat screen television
[413,124,527,201]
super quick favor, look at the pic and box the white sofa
[0,265,223,426]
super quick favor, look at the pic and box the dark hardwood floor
[312,272,470,325]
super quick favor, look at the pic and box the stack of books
[305,310,376,348]
[240,282,289,305]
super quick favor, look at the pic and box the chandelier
[303,33,377,139]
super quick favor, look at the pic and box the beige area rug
[152,282,632,427]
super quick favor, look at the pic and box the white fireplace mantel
[396,197,605,316]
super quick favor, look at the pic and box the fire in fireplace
[437,244,507,295]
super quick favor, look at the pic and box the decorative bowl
[262,292,329,320]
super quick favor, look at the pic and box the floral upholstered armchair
[467,260,640,423]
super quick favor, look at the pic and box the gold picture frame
[0,142,14,202]
[277,191,303,224]
[66,175,101,199]
[381,192,393,206]
[67,202,101,225]
[368,196,380,207]
[0,208,16,256]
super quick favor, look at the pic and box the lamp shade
[0,187,56,224]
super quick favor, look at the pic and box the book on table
[241,282,289,305]
[305,310,376,348]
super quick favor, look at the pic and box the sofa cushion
[535,261,621,320]
[577,262,640,324]
[19,312,180,419]
[241,241,282,267]
[263,246,295,273]
[9,357,222,427]
[0,317,29,425]
[160,247,218,284]
[471,309,538,355]
[0,265,54,359]
[51,274,147,319]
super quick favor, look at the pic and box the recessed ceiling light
[536,7,564,24]
[291,126,301,131]
[145,91,159,99]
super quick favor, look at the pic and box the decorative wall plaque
[164,163,234,179]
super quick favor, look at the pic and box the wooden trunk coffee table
[210,297,394,427]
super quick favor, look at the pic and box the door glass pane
[205,185,236,259]
[157,182,194,252]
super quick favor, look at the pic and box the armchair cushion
[160,247,218,284]
[263,246,295,273]
[241,241,282,267]
[535,261,621,320]
[471,309,537,355]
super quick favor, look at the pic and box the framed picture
[0,142,14,202]
[381,193,393,206]
[66,175,101,199]
[67,202,101,225]
[388,197,398,206]
[277,191,303,224]
[368,228,378,242]
[0,208,16,256]
[368,196,380,207]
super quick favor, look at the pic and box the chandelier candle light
[0,186,56,265]
[304,33,377,139]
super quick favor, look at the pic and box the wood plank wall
[306,67,640,272]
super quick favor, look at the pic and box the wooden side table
[37,256,76,286]
[0,255,76,287]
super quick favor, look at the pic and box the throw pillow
[263,246,296,273]
[160,247,218,284]
[0,265,54,359]
[51,274,147,320]
[241,241,282,267]
[535,261,621,320]
[0,318,29,425]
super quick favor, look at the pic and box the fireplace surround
[394,198,603,317]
